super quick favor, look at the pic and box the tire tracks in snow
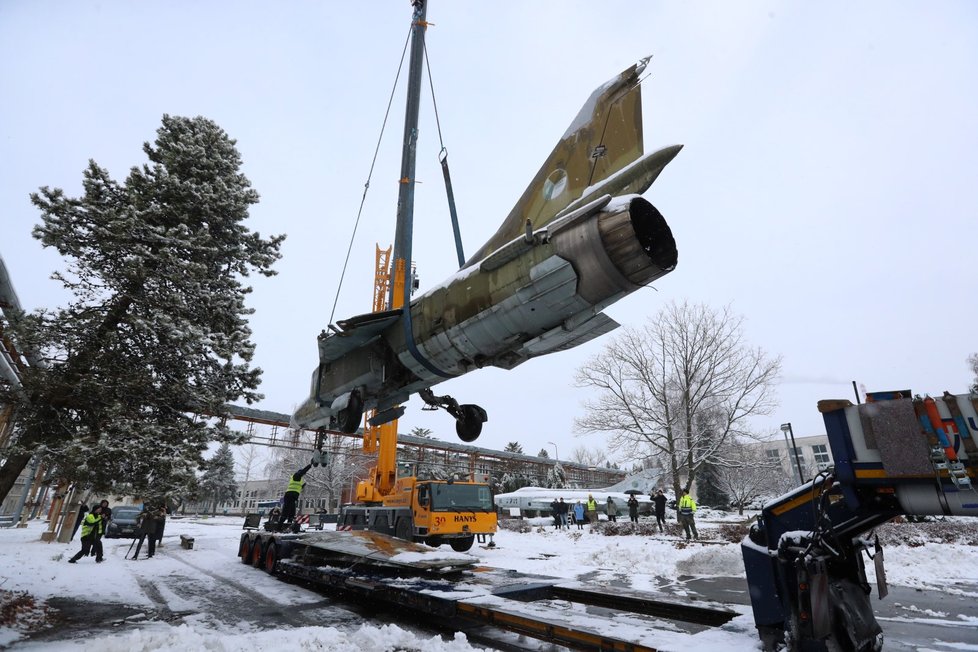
[133,576,177,621]
[137,552,324,628]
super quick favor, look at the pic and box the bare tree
[569,445,607,467]
[311,435,367,512]
[969,353,978,393]
[574,301,781,500]
[234,443,263,515]
[714,439,782,515]
[264,431,368,513]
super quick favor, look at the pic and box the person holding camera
[154,502,168,547]
[98,499,113,523]
[131,503,166,560]
[653,489,668,532]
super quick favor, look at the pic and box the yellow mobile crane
[336,246,497,552]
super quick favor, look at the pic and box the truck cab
[339,474,496,551]
[411,479,496,550]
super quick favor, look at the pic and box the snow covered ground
[0,512,976,651]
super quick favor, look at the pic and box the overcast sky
[2,1,977,465]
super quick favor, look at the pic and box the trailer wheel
[425,536,443,548]
[263,542,279,574]
[240,535,254,564]
[395,518,412,541]
[250,537,265,568]
[450,535,474,552]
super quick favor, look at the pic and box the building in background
[756,434,833,484]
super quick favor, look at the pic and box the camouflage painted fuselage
[294,58,680,431]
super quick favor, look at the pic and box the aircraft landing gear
[418,388,487,442]
[311,429,328,467]
[330,389,364,434]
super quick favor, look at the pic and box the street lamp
[781,422,805,484]
[547,441,559,462]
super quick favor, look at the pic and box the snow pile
[15,623,488,652]
[388,550,475,564]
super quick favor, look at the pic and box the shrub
[497,518,532,534]
[716,522,749,543]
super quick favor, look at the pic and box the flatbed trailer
[238,529,738,651]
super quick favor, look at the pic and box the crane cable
[423,38,466,268]
[328,20,468,326]
[327,26,413,328]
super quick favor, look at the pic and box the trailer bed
[239,529,738,651]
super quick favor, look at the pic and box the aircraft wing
[318,309,401,364]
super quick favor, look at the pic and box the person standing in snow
[68,505,103,563]
[677,489,698,540]
[585,494,598,525]
[132,503,165,560]
[91,506,107,563]
[653,490,668,533]
[550,499,560,529]
[98,499,113,524]
[606,497,618,523]
[281,463,312,526]
[573,501,585,530]
[627,495,639,523]
[91,499,112,559]
[264,507,283,531]
[154,501,168,547]
[557,497,568,529]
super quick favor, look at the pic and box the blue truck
[743,390,977,651]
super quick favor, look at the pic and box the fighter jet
[494,487,655,517]
[293,56,681,441]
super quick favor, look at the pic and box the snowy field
[0,512,976,651]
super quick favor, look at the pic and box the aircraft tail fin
[468,58,652,264]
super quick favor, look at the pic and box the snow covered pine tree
[0,115,284,501]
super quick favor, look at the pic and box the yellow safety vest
[286,474,305,494]
[80,513,101,538]
[586,498,597,511]
[679,495,696,513]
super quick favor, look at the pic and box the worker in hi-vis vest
[281,463,312,525]
[677,489,698,540]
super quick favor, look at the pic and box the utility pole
[780,422,805,484]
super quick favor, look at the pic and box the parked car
[105,506,142,539]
